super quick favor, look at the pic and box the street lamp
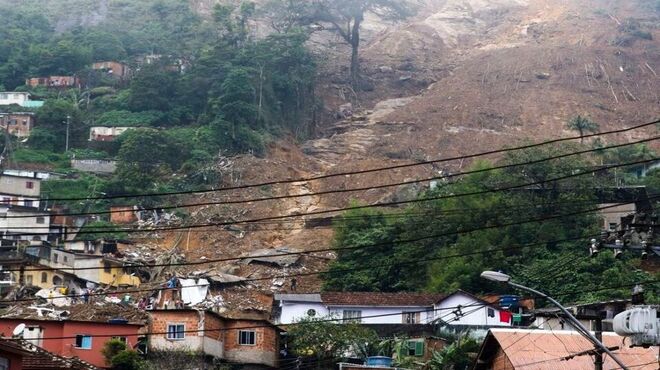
[480,271,629,370]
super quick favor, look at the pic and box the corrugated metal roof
[275,293,322,303]
[490,329,658,370]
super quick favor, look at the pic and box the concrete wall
[0,206,50,241]
[600,203,636,230]
[0,175,41,197]
[278,302,329,324]
[279,302,435,325]
[71,160,117,174]
[534,316,593,331]
[434,294,509,327]
[73,256,103,284]
[327,306,435,324]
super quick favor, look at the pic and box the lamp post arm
[508,281,628,370]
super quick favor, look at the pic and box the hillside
[0,0,657,294]
[100,0,656,295]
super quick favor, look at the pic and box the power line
[5,240,659,305]
[38,118,660,202]
[0,199,635,231]
[1,234,594,300]
[4,197,647,274]
[21,135,658,219]
[7,157,658,237]
[3,302,489,341]
[3,280,655,342]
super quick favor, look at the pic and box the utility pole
[594,314,603,370]
[65,115,71,152]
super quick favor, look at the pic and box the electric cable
[4,196,648,274]
[17,135,658,219]
[5,157,657,237]
[37,118,659,202]
[3,280,655,342]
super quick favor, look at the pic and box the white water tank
[613,306,659,347]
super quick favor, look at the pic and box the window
[26,275,33,285]
[0,94,7,100]
[307,309,316,317]
[238,330,256,346]
[25,181,34,189]
[36,216,45,224]
[0,357,8,370]
[104,262,112,273]
[403,312,420,324]
[63,256,68,263]
[609,222,618,231]
[41,272,47,283]
[342,310,362,323]
[53,254,58,263]
[74,335,92,349]
[24,200,33,208]
[487,308,495,318]
[166,324,185,340]
[406,340,424,357]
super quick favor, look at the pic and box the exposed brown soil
[146,0,659,294]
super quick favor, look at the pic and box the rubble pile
[0,301,148,324]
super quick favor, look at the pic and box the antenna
[12,323,26,337]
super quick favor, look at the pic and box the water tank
[366,356,393,367]
[499,295,520,309]
[613,306,659,347]
[108,318,129,325]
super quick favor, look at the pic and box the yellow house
[22,250,140,289]
[23,265,71,289]
[99,257,141,287]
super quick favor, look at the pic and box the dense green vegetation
[0,0,317,200]
[322,144,660,304]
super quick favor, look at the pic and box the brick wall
[110,206,137,224]
[204,313,223,341]
[492,347,515,370]
[149,311,203,353]
[223,320,278,367]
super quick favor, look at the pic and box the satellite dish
[12,323,26,337]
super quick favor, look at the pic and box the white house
[0,174,42,209]
[0,205,50,242]
[274,290,513,329]
[0,92,30,106]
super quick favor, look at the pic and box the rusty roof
[320,292,445,307]
[475,329,658,370]
[0,339,98,369]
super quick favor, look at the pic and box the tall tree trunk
[350,15,363,89]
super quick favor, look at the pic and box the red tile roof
[320,292,445,307]
[0,339,98,369]
[477,329,658,370]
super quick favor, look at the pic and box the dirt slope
[152,0,659,293]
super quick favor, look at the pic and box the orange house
[26,76,80,89]
[149,309,280,368]
[0,318,144,369]
[0,112,35,138]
